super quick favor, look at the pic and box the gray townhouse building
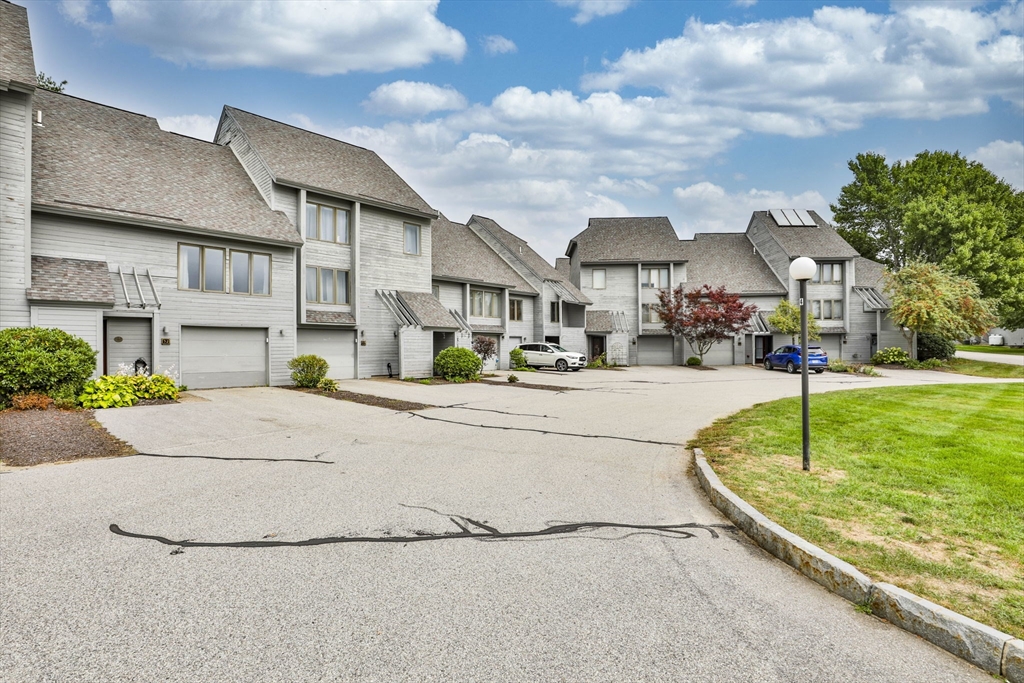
[566,210,911,366]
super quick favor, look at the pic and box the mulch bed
[0,407,135,468]
[290,387,433,411]
[684,365,718,371]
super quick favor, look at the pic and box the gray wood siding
[31,214,297,385]
[399,327,433,378]
[508,296,534,342]
[272,183,298,226]
[358,207,431,377]
[581,264,639,336]
[217,115,274,208]
[32,306,102,376]
[747,222,790,285]
[434,281,464,313]
[847,296,876,362]
[560,327,586,356]
[0,90,31,328]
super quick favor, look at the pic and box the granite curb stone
[692,448,1022,682]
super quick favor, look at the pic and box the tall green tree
[832,150,1024,328]
[766,299,821,344]
[884,262,998,348]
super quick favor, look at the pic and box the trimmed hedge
[917,332,957,361]
[0,327,97,408]
[434,346,482,381]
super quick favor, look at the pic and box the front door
[589,335,606,361]
[754,336,772,363]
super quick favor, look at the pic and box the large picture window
[306,266,349,304]
[641,267,669,288]
[305,202,350,244]
[179,244,271,295]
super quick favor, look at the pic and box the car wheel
[763,359,773,371]
[555,359,569,372]
[815,369,825,374]
[786,361,796,374]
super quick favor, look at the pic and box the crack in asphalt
[440,404,556,419]
[132,452,334,465]
[404,412,685,446]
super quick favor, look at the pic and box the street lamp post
[789,257,817,472]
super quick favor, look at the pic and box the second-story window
[432,285,440,299]
[179,244,270,295]
[471,289,500,317]
[642,303,661,323]
[812,262,843,284]
[812,300,843,320]
[305,202,350,244]
[509,299,523,321]
[550,301,560,323]
[641,267,669,288]
[592,269,606,289]
[306,266,349,304]
[404,223,421,255]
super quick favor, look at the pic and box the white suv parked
[516,343,587,372]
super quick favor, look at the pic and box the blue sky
[23,0,1024,262]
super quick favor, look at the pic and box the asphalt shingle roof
[683,233,787,295]
[398,291,459,329]
[305,310,355,325]
[749,210,858,259]
[469,215,591,305]
[223,106,435,216]
[32,91,300,245]
[0,1,35,89]
[431,214,536,294]
[569,217,689,263]
[26,256,115,305]
[853,256,886,290]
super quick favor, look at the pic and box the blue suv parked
[764,345,828,374]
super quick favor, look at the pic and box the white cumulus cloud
[157,114,219,141]
[482,35,518,55]
[363,81,468,117]
[672,182,830,236]
[60,0,466,75]
[554,0,636,25]
[971,139,1024,190]
[582,3,1024,134]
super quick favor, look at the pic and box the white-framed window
[179,244,270,295]
[812,299,844,320]
[432,284,440,299]
[550,300,560,323]
[509,298,523,321]
[306,266,349,304]
[812,262,843,284]
[642,303,661,323]
[592,268,606,289]
[304,202,350,244]
[641,267,669,288]
[470,289,500,317]
[404,223,421,255]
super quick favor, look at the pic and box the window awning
[853,286,890,311]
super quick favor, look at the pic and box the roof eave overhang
[581,258,689,265]
[25,296,114,308]
[277,178,438,221]
[32,203,303,248]
[0,79,36,94]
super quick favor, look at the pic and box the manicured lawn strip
[957,344,1024,356]
[689,384,1024,638]
[938,357,1024,379]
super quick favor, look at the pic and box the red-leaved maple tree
[656,284,758,363]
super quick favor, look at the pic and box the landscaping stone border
[692,448,1021,682]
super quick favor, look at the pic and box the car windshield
[549,345,568,352]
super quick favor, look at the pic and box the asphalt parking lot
[1,365,1010,682]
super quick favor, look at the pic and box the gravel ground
[0,408,134,467]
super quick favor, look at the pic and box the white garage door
[702,339,735,366]
[637,336,674,365]
[818,334,842,362]
[181,327,267,389]
[297,329,356,380]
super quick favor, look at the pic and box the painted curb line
[692,448,1021,682]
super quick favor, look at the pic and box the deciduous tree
[657,285,757,364]
[766,299,821,344]
[37,72,67,93]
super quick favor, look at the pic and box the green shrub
[686,356,702,366]
[828,359,854,373]
[288,354,329,388]
[317,377,339,392]
[509,347,528,369]
[920,358,944,370]
[79,375,139,409]
[903,359,922,369]
[433,346,482,381]
[418,378,432,385]
[131,373,179,400]
[858,365,880,377]
[0,327,97,408]
[871,346,911,365]
[507,374,519,383]
[586,353,606,369]
[917,332,957,361]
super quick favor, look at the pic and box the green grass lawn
[957,344,1024,356]
[939,357,1024,379]
[690,383,1024,638]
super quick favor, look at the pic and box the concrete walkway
[956,349,1024,365]
[2,366,1012,682]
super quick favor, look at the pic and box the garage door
[637,335,674,365]
[818,334,842,362]
[702,339,734,366]
[297,329,356,380]
[181,327,267,389]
